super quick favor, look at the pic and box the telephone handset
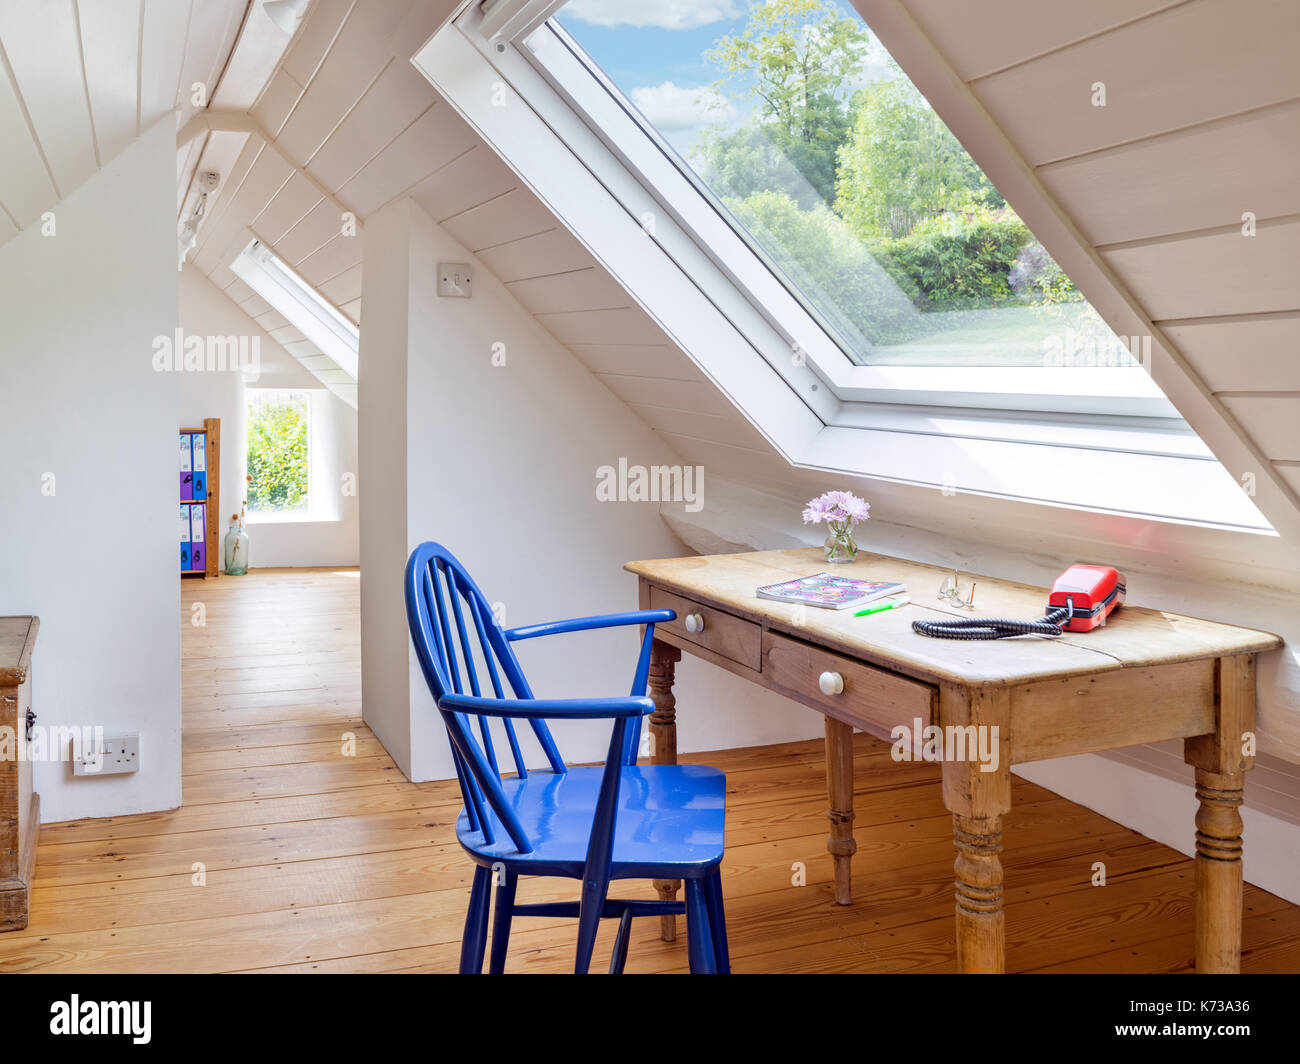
[912,565,1125,641]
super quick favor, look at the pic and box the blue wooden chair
[404,541,729,974]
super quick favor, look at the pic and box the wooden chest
[0,617,39,931]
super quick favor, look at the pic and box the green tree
[835,76,1001,239]
[247,396,309,512]
[704,0,870,203]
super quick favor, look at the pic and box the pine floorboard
[0,567,1294,973]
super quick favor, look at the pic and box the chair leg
[488,870,518,974]
[703,869,730,975]
[460,866,492,974]
[574,875,611,975]
[608,908,635,974]
[685,879,716,974]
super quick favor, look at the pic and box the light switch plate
[71,731,140,776]
[438,262,472,298]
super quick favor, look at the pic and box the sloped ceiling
[0,0,247,246]
[175,0,1300,553]
[853,0,1300,530]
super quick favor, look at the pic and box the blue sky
[555,0,886,153]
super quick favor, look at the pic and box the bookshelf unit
[180,417,221,579]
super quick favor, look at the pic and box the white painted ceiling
[6,0,1295,546]
[0,0,247,244]
[188,0,1300,543]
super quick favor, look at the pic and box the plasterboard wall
[359,198,823,781]
[0,119,180,822]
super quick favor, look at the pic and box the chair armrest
[504,609,675,642]
[440,693,655,720]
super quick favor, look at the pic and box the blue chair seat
[459,764,726,879]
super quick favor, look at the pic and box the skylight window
[554,1,1132,372]
[231,239,359,380]
[408,1,1272,533]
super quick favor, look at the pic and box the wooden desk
[626,549,1281,973]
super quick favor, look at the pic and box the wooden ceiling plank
[0,1,97,196]
[78,0,140,165]
[1038,100,1300,245]
[902,0,1188,82]
[138,0,191,130]
[335,101,478,219]
[306,59,436,194]
[440,184,555,254]
[1163,315,1300,393]
[971,0,1300,166]
[1102,218,1300,320]
[409,144,518,224]
[474,226,593,283]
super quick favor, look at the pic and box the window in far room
[247,389,311,518]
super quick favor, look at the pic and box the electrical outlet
[71,732,140,776]
[437,262,472,298]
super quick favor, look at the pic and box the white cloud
[630,81,733,133]
[563,0,740,30]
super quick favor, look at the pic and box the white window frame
[409,2,1273,534]
[525,14,1171,418]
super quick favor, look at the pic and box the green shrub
[247,395,309,512]
[870,213,1027,310]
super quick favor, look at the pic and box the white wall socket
[437,262,472,298]
[71,731,140,776]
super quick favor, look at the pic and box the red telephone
[1049,565,1126,632]
[913,564,1126,640]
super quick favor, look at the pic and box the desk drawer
[762,630,935,739]
[650,586,762,671]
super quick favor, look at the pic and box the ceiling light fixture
[178,171,220,271]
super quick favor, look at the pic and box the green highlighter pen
[854,596,910,617]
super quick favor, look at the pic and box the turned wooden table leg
[952,814,1005,973]
[940,683,1012,974]
[1184,654,1256,974]
[648,638,682,942]
[824,716,856,905]
[1191,768,1245,973]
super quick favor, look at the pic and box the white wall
[178,267,359,568]
[359,199,820,781]
[0,118,180,822]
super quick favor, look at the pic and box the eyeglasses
[938,571,976,609]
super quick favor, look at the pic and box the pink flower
[802,495,832,524]
[803,490,870,526]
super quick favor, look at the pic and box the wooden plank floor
[1,567,1296,973]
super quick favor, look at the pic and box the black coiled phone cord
[911,603,1073,640]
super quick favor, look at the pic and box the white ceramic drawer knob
[684,612,705,633]
[819,671,844,696]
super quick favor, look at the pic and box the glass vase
[823,521,858,564]
[224,523,249,575]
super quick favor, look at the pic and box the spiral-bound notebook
[756,572,907,611]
